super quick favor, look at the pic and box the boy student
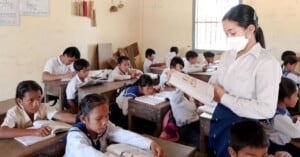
[263,77,300,156]
[229,120,291,157]
[0,80,76,138]
[160,57,200,148]
[42,46,81,81]
[64,93,163,157]
[165,46,179,68]
[42,47,81,102]
[182,50,207,74]
[108,56,143,81]
[203,51,215,65]
[65,59,90,114]
[143,48,157,73]
[282,55,300,84]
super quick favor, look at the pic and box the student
[203,51,215,65]
[229,120,291,157]
[282,55,300,84]
[263,77,300,156]
[281,50,297,62]
[42,46,81,81]
[108,56,143,81]
[208,4,282,157]
[116,74,155,116]
[0,80,76,138]
[143,48,157,73]
[42,47,81,102]
[64,93,163,157]
[65,59,90,114]
[160,57,200,148]
[182,50,206,74]
[165,46,179,68]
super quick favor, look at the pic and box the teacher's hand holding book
[212,84,225,102]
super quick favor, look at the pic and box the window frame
[192,0,242,54]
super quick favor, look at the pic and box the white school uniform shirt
[64,121,152,157]
[43,56,75,96]
[182,57,204,74]
[285,72,300,84]
[143,58,156,73]
[209,43,282,119]
[108,66,143,81]
[1,103,58,128]
[263,109,300,145]
[165,52,177,67]
[159,68,199,127]
[66,74,87,100]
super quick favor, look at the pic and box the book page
[169,71,214,105]
[106,144,154,157]
[134,92,168,106]
[14,133,55,146]
[33,120,72,134]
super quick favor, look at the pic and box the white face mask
[227,36,249,53]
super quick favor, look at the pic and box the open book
[79,78,112,88]
[14,120,72,146]
[169,71,214,105]
[105,144,154,157]
[134,92,168,106]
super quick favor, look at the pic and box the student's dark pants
[269,140,300,157]
[178,121,200,149]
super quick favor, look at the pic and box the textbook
[106,143,154,157]
[169,71,214,105]
[14,120,72,146]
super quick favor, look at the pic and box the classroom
[1,0,300,157]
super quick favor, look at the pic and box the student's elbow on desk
[53,111,76,124]
[0,126,36,138]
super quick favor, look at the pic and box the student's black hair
[229,120,269,152]
[133,74,154,87]
[73,59,90,71]
[145,48,156,58]
[223,4,266,48]
[15,80,43,100]
[281,50,296,61]
[170,46,179,55]
[79,94,108,116]
[170,56,184,68]
[283,55,297,66]
[117,56,130,64]
[203,51,215,58]
[185,50,198,60]
[63,47,81,59]
[278,77,298,102]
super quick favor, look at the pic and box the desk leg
[154,118,162,137]
[128,114,133,131]
[44,85,49,103]
[58,87,64,111]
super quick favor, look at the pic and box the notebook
[14,120,72,146]
[105,143,154,157]
[134,92,168,106]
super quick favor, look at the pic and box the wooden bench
[0,98,15,124]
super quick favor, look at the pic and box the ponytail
[255,27,265,48]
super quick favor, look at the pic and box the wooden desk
[145,134,196,157]
[43,80,69,111]
[0,133,66,157]
[199,112,211,154]
[128,99,170,137]
[150,65,165,74]
[78,79,137,102]
[189,71,215,82]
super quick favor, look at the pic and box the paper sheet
[0,0,19,26]
[20,0,49,16]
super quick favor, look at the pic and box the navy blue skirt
[208,103,248,157]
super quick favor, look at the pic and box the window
[193,0,240,52]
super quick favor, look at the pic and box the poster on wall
[20,0,49,16]
[0,0,19,26]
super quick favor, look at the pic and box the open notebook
[105,143,154,157]
[14,120,72,146]
[134,92,168,106]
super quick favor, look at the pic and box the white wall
[0,0,141,100]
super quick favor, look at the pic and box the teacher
[208,4,282,157]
